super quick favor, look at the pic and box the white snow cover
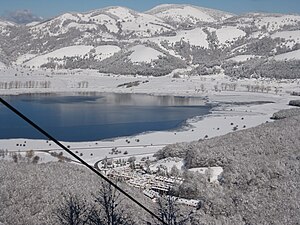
[26,21,41,27]
[0,66,297,165]
[103,6,173,37]
[32,13,79,32]
[271,30,300,43]
[153,5,214,23]
[60,13,80,22]
[0,61,5,68]
[147,4,233,23]
[215,26,246,45]
[189,167,223,182]
[273,49,300,61]
[178,28,209,47]
[89,14,119,33]
[94,45,121,61]
[0,20,14,27]
[16,54,37,65]
[227,55,258,62]
[129,45,164,63]
[147,27,209,49]
[24,45,94,67]
[29,12,105,37]
[0,19,14,34]
[106,7,136,20]
[255,15,300,32]
[149,157,184,172]
[249,31,268,39]
[66,22,97,31]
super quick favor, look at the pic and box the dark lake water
[0,93,211,141]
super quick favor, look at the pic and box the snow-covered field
[214,26,246,45]
[273,49,300,61]
[24,45,94,67]
[0,61,5,68]
[0,66,299,166]
[129,45,164,63]
[227,54,258,62]
[271,30,300,43]
[146,27,209,49]
[22,45,122,68]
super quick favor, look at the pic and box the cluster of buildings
[99,157,200,207]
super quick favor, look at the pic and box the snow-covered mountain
[146,4,234,27]
[0,4,299,78]
[30,6,174,39]
[0,19,15,34]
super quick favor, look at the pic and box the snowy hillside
[0,61,6,68]
[94,45,121,61]
[102,6,174,37]
[129,45,164,63]
[214,26,246,45]
[0,4,299,78]
[253,14,300,32]
[273,49,300,60]
[147,27,209,49]
[30,6,174,39]
[24,45,94,67]
[23,45,121,68]
[272,30,300,43]
[147,4,234,26]
[271,30,300,49]
[227,54,258,62]
[0,19,15,34]
[0,19,15,27]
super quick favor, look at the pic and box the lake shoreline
[0,67,298,164]
[0,93,212,141]
[0,92,293,165]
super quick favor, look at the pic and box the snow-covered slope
[0,19,14,27]
[253,14,300,32]
[214,26,246,45]
[272,30,300,40]
[226,13,300,32]
[273,49,300,61]
[147,4,234,25]
[0,61,6,68]
[147,27,209,49]
[24,45,94,67]
[0,19,15,34]
[129,45,164,63]
[30,12,111,38]
[227,54,258,62]
[23,44,122,68]
[26,21,41,27]
[16,54,37,65]
[0,4,299,77]
[104,6,174,36]
[30,6,174,39]
[271,30,300,46]
[94,45,121,61]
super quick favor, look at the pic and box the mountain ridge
[0,4,300,78]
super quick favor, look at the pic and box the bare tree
[92,182,133,225]
[170,165,181,178]
[153,192,189,225]
[54,194,90,225]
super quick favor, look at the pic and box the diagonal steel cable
[0,97,166,225]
